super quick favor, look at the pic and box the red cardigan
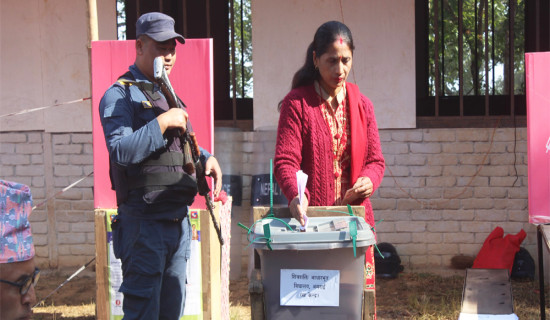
[274,82,385,226]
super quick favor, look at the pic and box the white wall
[251,0,416,130]
[0,0,117,133]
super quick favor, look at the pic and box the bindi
[339,36,343,45]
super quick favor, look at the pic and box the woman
[274,20,385,295]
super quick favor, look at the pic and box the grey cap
[136,12,185,44]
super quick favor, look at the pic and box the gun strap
[141,152,185,166]
[128,171,196,190]
[117,71,162,101]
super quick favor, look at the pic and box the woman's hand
[289,195,308,226]
[342,177,373,205]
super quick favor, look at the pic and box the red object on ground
[472,226,526,272]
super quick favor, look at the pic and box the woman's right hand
[289,195,308,226]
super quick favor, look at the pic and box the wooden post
[252,205,366,222]
[87,0,98,42]
[363,290,376,320]
[249,268,265,320]
[201,206,221,320]
[94,210,109,320]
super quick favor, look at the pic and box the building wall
[220,127,535,277]
[3,126,532,275]
[0,132,95,267]
[0,0,114,267]
[251,0,416,130]
[0,0,116,134]
[0,0,538,280]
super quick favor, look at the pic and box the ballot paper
[296,170,309,231]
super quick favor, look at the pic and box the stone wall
[0,127,535,277]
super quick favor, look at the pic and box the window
[416,0,549,128]
[229,0,253,99]
[117,0,126,40]
[117,1,254,126]
[227,0,253,127]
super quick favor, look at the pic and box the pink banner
[91,40,214,209]
[220,197,232,320]
[526,52,550,224]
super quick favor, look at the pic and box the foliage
[428,0,525,97]
[230,0,253,98]
[117,0,126,40]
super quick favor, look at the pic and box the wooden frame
[94,200,229,320]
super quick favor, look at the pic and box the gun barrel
[153,57,178,108]
[153,56,164,81]
[152,56,224,246]
[205,194,225,245]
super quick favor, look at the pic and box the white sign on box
[280,269,340,306]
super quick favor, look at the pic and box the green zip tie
[269,159,274,217]
[240,215,295,250]
[350,220,357,258]
[245,237,272,250]
[371,219,383,233]
[371,219,384,258]
[374,243,384,259]
[263,223,273,251]
[346,204,355,216]
[240,216,294,245]
[238,222,250,232]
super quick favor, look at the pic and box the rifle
[153,57,224,246]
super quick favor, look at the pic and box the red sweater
[274,82,385,226]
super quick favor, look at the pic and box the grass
[376,272,547,320]
[33,303,95,319]
[31,271,549,319]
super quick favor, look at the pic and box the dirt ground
[33,269,96,319]
[32,268,547,319]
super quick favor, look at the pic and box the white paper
[458,313,518,320]
[296,170,308,204]
[108,242,124,316]
[183,239,202,316]
[296,170,309,230]
[280,269,340,306]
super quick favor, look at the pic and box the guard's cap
[0,180,35,264]
[136,12,185,44]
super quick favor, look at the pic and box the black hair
[291,21,355,90]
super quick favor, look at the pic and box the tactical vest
[109,71,198,206]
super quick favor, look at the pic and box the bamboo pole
[88,0,99,42]
[87,1,102,319]
[229,0,238,128]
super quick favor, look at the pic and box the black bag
[374,242,404,279]
[511,247,535,280]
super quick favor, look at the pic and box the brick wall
[374,128,534,272]
[0,127,535,277]
[0,132,95,268]
[216,127,535,277]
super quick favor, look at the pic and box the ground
[32,268,548,319]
